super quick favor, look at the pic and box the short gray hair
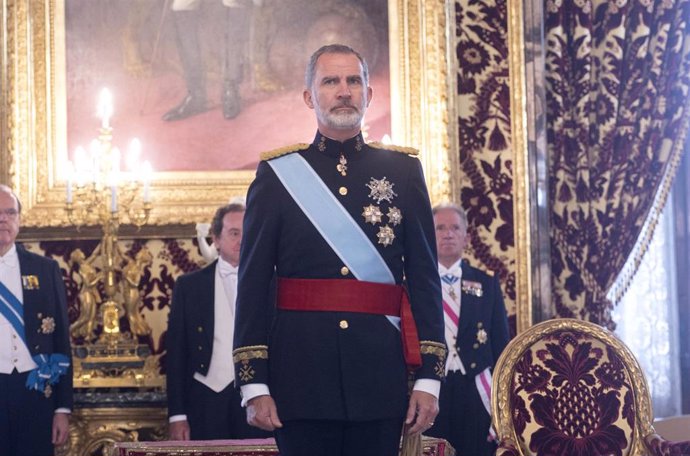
[0,184,22,213]
[305,44,369,90]
[432,202,467,228]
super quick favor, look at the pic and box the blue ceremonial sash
[0,280,70,392]
[268,153,401,328]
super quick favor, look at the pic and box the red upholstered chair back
[491,319,690,456]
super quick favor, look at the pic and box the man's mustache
[331,103,358,112]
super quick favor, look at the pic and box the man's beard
[316,101,366,130]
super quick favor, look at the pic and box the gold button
[340,266,349,276]
[200,364,205,368]
[339,186,348,195]
[473,343,479,349]
[477,322,483,328]
[197,326,203,332]
[198,345,203,351]
[35,345,40,350]
[339,320,349,329]
[470,362,477,369]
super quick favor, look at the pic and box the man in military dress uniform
[0,185,73,456]
[232,44,447,456]
[426,203,510,456]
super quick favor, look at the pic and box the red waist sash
[277,278,422,370]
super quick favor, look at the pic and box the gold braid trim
[367,141,419,156]
[232,345,269,363]
[260,143,310,161]
[420,340,447,358]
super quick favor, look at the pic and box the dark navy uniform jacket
[454,262,509,377]
[233,132,446,422]
[16,244,73,410]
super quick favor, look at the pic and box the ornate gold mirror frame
[0,0,532,331]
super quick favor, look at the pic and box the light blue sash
[269,153,400,328]
[0,281,70,392]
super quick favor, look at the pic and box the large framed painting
[1,0,457,227]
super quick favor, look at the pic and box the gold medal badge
[21,275,40,290]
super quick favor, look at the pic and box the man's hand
[52,413,70,446]
[405,390,439,435]
[246,395,283,431]
[169,420,191,440]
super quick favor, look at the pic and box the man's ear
[303,89,315,109]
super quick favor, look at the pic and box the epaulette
[260,143,310,161]
[368,141,419,156]
[486,269,495,277]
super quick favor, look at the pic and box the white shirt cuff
[54,408,71,414]
[413,379,441,399]
[239,383,271,407]
[169,414,188,423]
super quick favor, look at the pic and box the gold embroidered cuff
[420,340,447,359]
[232,345,269,363]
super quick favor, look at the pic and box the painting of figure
[64,0,391,173]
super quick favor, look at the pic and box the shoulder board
[485,269,495,277]
[368,141,419,156]
[260,143,310,161]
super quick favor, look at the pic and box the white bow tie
[218,262,238,277]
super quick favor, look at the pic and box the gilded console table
[56,391,167,456]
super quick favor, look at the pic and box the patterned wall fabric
[455,0,516,334]
[545,0,690,327]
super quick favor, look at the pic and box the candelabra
[65,89,161,388]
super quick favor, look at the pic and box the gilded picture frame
[0,0,458,227]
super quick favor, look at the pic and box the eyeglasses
[0,208,19,219]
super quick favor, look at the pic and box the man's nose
[337,82,352,97]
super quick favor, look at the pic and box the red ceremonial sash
[277,277,422,370]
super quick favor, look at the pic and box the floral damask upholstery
[491,319,690,456]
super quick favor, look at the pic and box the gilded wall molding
[507,0,532,333]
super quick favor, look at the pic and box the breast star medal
[362,205,383,224]
[40,316,56,334]
[366,177,397,204]
[377,225,395,247]
[387,207,402,226]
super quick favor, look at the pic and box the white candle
[127,138,141,174]
[110,185,118,212]
[98,88,113,129]
[142,161,152,202]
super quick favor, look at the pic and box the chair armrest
[645,433,690,456]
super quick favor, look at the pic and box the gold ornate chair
[491,318,690,456]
